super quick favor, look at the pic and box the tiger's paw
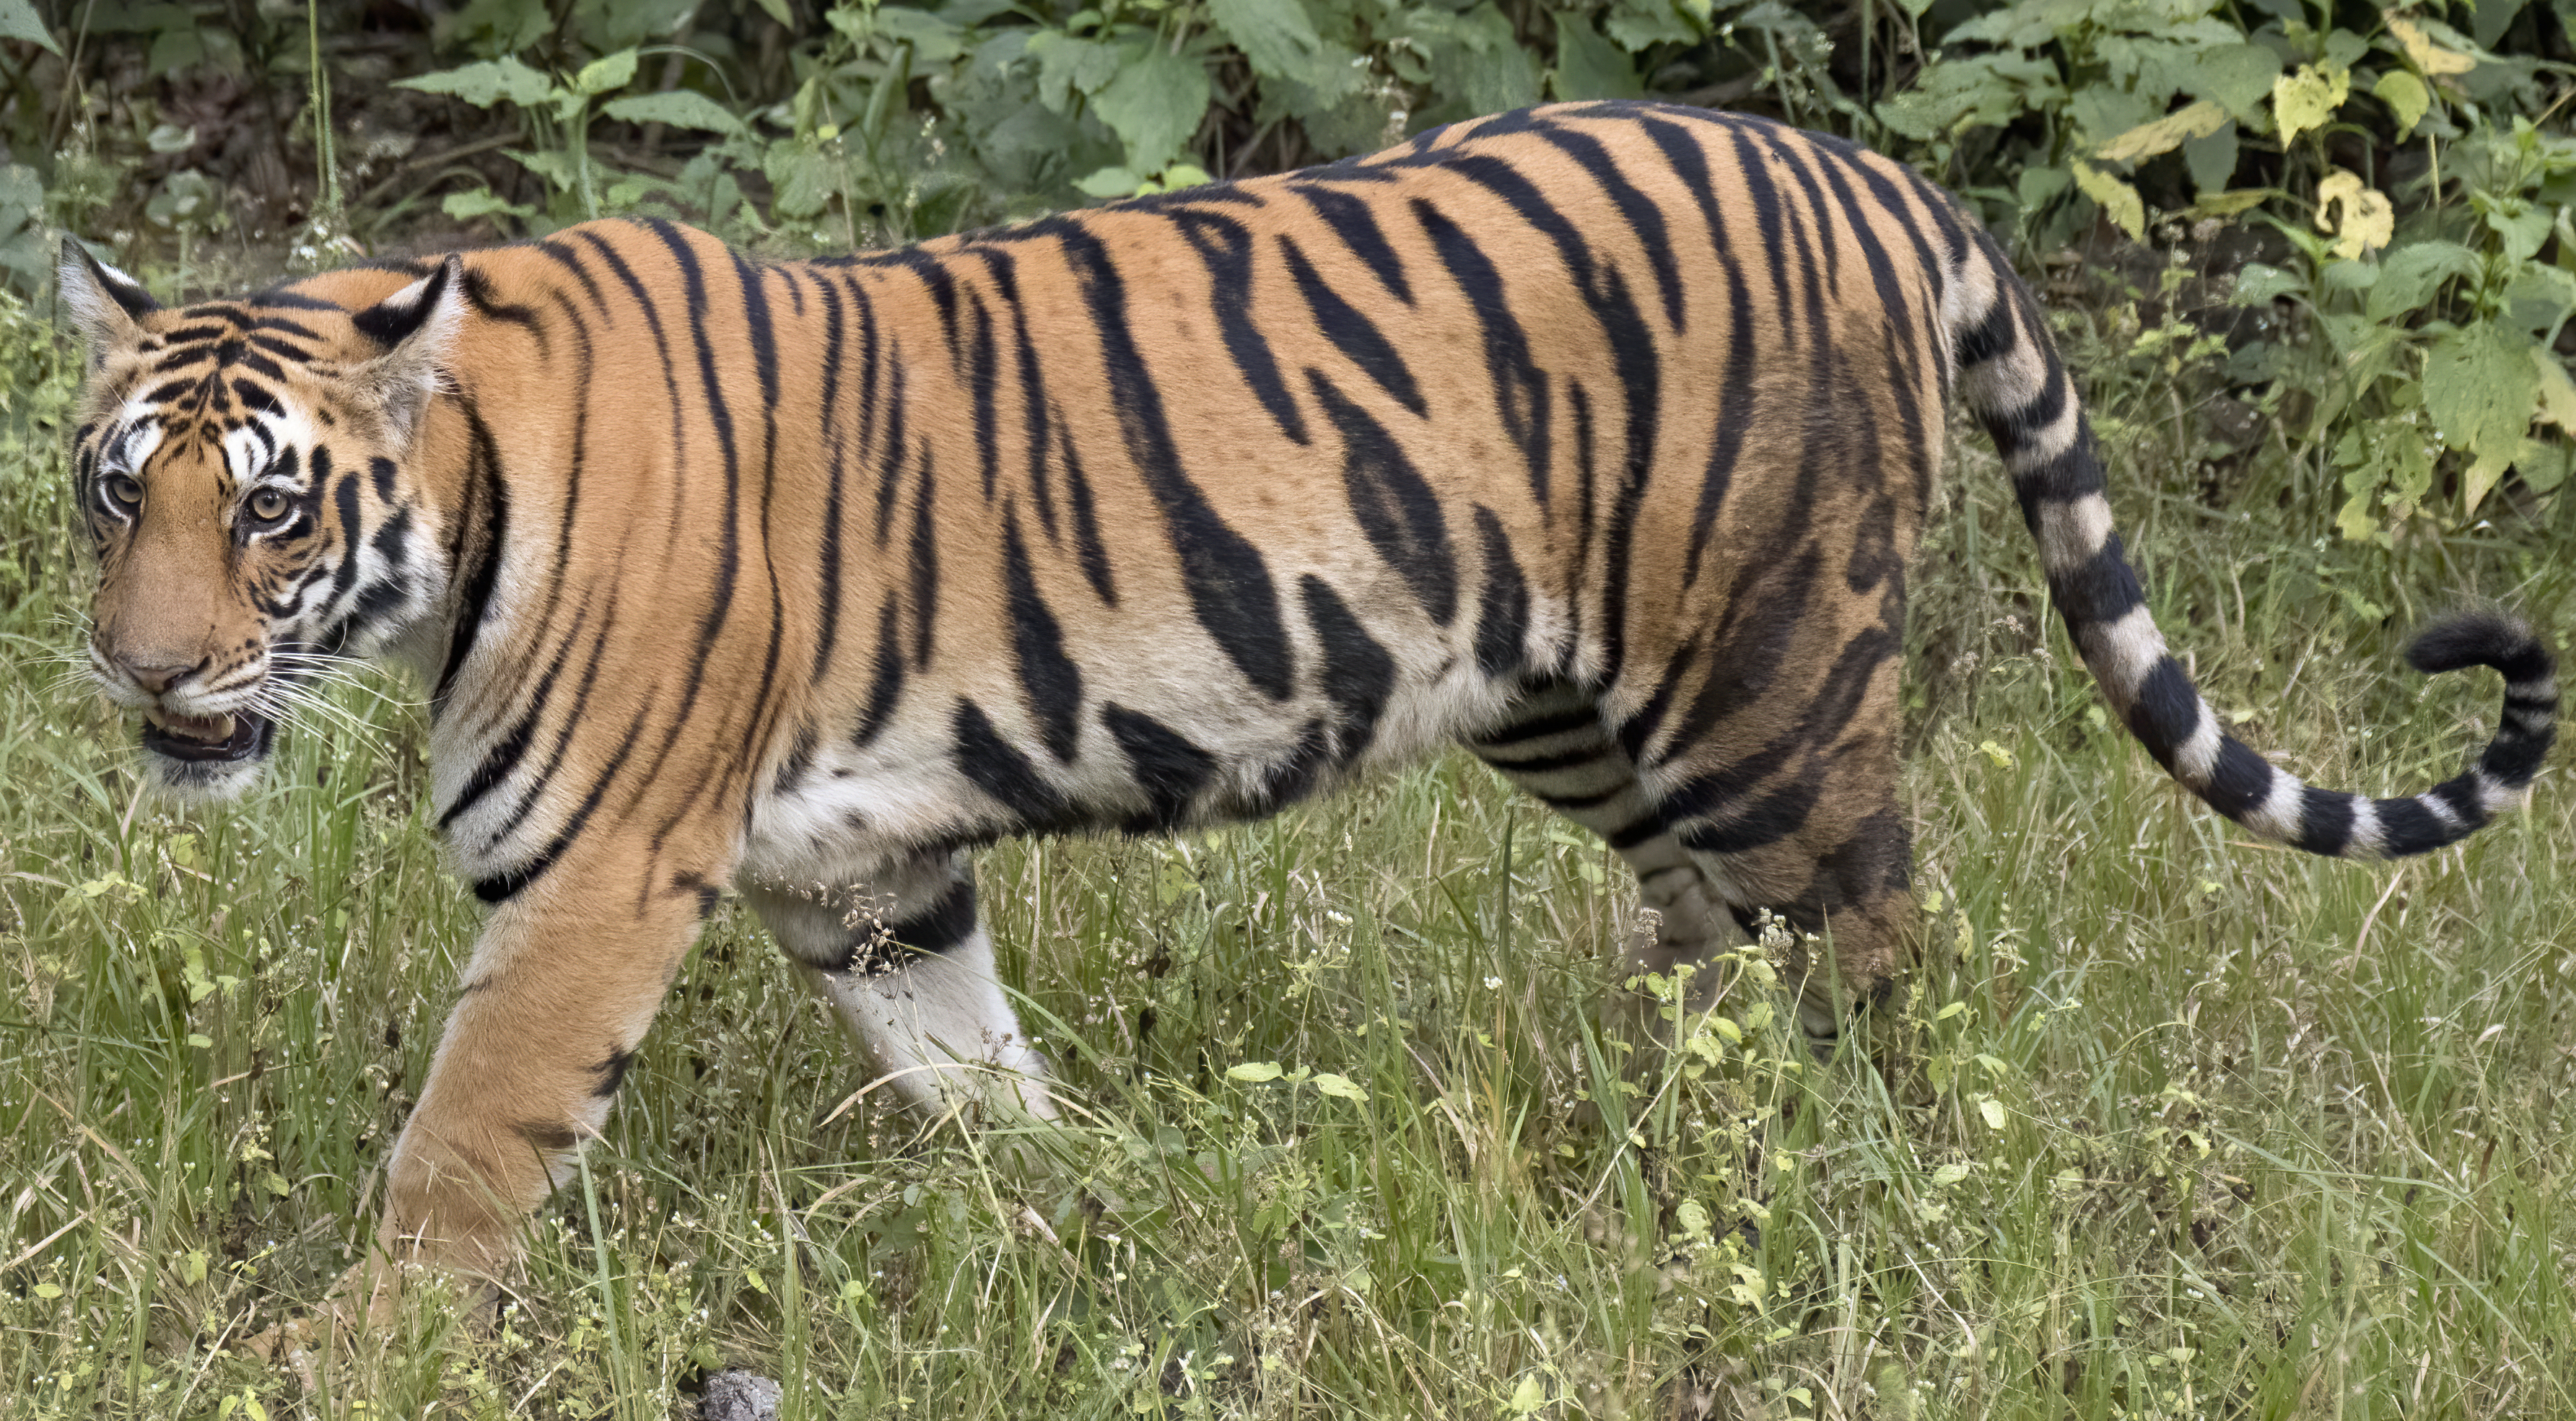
[237,1252,500,1389]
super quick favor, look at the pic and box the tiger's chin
[138,704,279,800]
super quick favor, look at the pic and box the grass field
[3,278,2572,1420]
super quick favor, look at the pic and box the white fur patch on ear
[58,242,159,357]
[355,255,466,446]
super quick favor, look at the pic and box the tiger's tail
[1942,231,2556,858]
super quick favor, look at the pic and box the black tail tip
[2405,613,2554,683]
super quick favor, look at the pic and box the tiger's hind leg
[1651,629,1919,1058]
[744,850,1055,1127]
[1467,680,1750,1015]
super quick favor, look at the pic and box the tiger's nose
[114,651,205,695]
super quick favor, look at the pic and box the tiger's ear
[58,240,160,358]
[352,254,466,447]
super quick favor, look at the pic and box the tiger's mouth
[139,704,276,763]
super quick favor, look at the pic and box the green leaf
[2186,43,2282,125]
[1091,46,1208,178]
[749,0,791,26]
[442,188,536,222]
[2375,70,2431,138]
[1931,1162,1972,1186]
[0,0,61,55]
[1552,12,1641,100]
[1025,30,1124,112]
[1226,1061,1284,1082]
[870,6,968,64]
[1075,165,1140,198]
[1978,1097,2007,1131]
[2070,159,2146,240]
[1605,0,1698,49]
[2183,123,2237,195]
[2422,322,2540,510]
[1310,1072,1368,1101]
[396,57,555,110]
[1208,0,1363,106]
[2365,240,2479,323]
[1401,4,1542,117]
[507,147,583,191]
[605,89,749,136]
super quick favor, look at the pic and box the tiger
[60,99,2554,1313]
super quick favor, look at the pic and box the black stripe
[1056,219,1293,698]
[953,699,1068,826]
[1472,507,1529,681]
[967,292,1000,499]
[1280,235,1424,417]
[1056,416,1117,606]
[908,442,938,668]
[432,403,509,705]
[1306,370,1457,626]
[731,251,781,409]
[2374,796,2449,857]
[472,696,652,902]
[1173,209,1309,445]
[811,273,849,683]
[1530,123,1683,331]
[536,239,613,316]
[1475,704,1597,747]
[2122,658,2199,769]
[869,875,980,961]
[2293,787,2354,856]
[1102,702,1217,831]
[1479,746,1611,774]
[2201,736,2274,819]
[1003,507,1085,762]
[1300,575,1395,765]
[850,595,907,748]
[1413,198,1550,506]
[2053,533,2146,629]
[1291,183,1413,303]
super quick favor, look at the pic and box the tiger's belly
[736,598,1565,889]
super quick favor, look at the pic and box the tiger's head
[59,245,466,798]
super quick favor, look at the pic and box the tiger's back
[60,100,2552,1301]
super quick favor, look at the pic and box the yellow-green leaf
[2375,70,2430,137]
[1310,1072,1368,1102]
[1976,739,2016,769]
[2097,100,2230,165]
[2272,64,2349,147]
[1226,1061,1284,1083]
[2388,17,2475,76]
[575,48,638,97]
[1978,1097,2008,1131]
[2069,159,2145,240]
[2315,170,2393,261]
[2532,349,2576,430]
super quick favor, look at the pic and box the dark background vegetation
[3,0,2573,538]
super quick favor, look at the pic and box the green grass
[3,286,2572,1420]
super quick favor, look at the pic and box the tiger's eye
[248,489,289,522]
[106,474,143,507]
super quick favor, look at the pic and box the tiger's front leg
[743,849,1055,1128]
[359,837,722,1306]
